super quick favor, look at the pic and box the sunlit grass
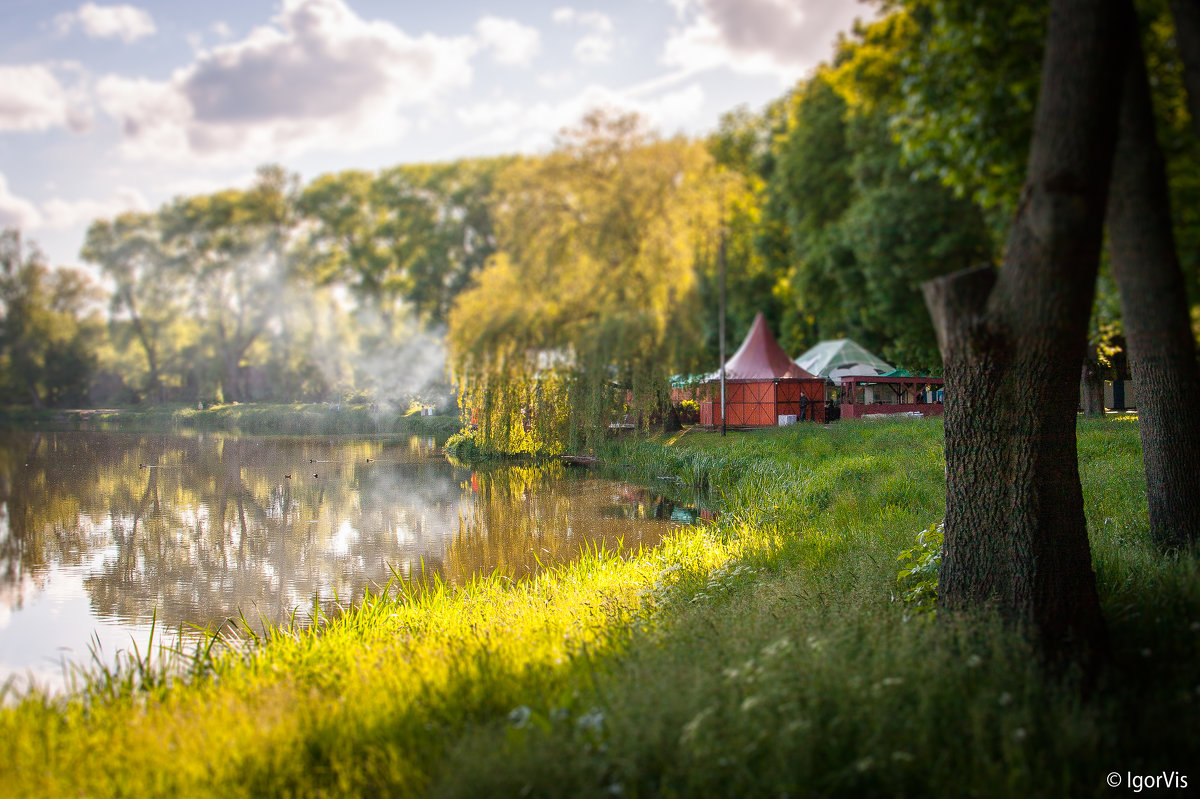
[4,416,1196,798]
[1,529,740,796]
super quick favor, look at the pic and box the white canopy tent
[794,338,893,379]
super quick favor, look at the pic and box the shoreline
[0,403,464,438]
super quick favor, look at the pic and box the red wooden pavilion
[699,313,827,426]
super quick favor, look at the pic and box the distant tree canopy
[66,159,513,408]
[4,0,1198,427]
[759,12,994,371]
[0,230,101,407]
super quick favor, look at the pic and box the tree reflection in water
[0,432,694,685]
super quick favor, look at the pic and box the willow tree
[448,111,731,454]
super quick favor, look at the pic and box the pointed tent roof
[710,313,816,381]
[794,338,893,378]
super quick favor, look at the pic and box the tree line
[4,1,1197,418]
[1,159,508,408]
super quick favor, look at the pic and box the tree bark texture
[1080,342,1106,417]
[1169,0,1200,137]
[922,0,1124,663]
[1107,20,1200,548]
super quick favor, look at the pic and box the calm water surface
[0,431,701,692]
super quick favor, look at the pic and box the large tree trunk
[1080,342,1106,417]
[922,0,1124,665]
[1107,20,1200,549]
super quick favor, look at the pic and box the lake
[0,431,703,694]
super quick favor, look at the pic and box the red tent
[700,313,827,426]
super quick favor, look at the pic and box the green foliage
[296,157,512,325]
[0,230,103,407]
[896,520,944,614]
[449,111,727,455]
[779,75,855,236]
[760,15,993,371]
[696,113,789,365]
[890,0,1045,228]
[890,0,1200,302]
[74,159,499,409]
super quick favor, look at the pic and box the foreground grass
[0,402,463,438]
[4,418,1197,797]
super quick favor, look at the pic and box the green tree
[160,165,297,402]
[449,111,723,453]
[698,106,788,365]
[0,230,102,407]
[923,0,1124,666]
[297,157,510,328]
[894,0,1200,546]
[82,211,188,403]
[375,158,509,325]
[761,14,992,371]
[891,0,1200,282]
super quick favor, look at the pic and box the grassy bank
[0,403,464,438]
[4,418,1196,797]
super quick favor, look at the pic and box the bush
[896,521,943,615]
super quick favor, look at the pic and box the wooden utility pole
[718,227,727,437]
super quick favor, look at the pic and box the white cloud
[212,21,234,39]
[552,8,616,65]
[456,99,524,127]
[0,64,92,133]
[38,186,149,230]
[537,70,575,89]
[0,174,150,233]
[552,8,613,32]
[0,173,42,229]
[474,16,541,66]
[455,81,706,153]
[662,0,870,81]
[96,0,476,164]
[163,174,255,197]
[574,32,614,64]
[55,3,157,43]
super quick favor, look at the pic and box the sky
[0,0,874,270]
